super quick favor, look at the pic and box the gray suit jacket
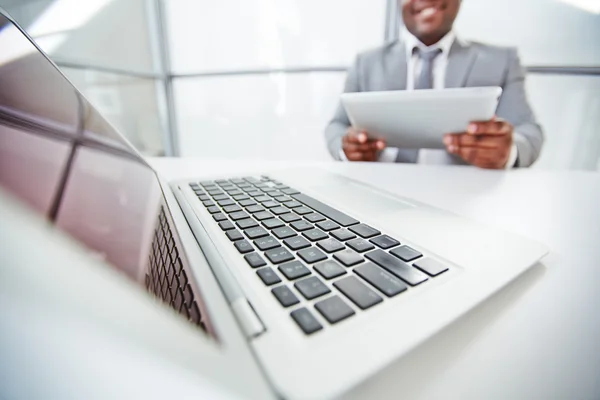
[325,39,544,167]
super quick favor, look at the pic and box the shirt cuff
[378,148,398,163]
[505,142,518,169]
[339,148,348,161]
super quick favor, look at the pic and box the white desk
[151,158,600,400]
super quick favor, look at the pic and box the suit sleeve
[496,48,544,168]
[324,56,361,160]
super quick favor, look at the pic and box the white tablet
[341,87,502,149]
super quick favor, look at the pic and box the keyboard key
[262,218,285,230]
[257,268,281,286]
[244,227,269,239]
[225,189,243,196]
[207,189,223,195]
[237,218,258,229]
[302,229,329,242]
[244,252,266,268]
[333,249,364,267]
[247,190,263,197]
[330,229,357,242]
[347,238,375,253]
[297,247,327,264]
[263,201,280,209]
[226,230,244,241]
[246,205,265,214]
[314,260,346,280]
[365,250,428,286]
[413,258,449,277]
[254,211,274,221]
[234,240,254,254]
[273,195,292,203]
[291,220,313,232]
[294,207,313,215]
[212,194,228,201]
[292,193,359,227]
[370,235,400,250]
[355,263,408,297]
[291,308,322,335]
[184,284,194,306]
[348,224,381,239]
[217,199,235,207]
[317,238,345,253]
[315,296,355,324]
[281,213,301,223]
[255,195,272,203]
[305,213,326,223]
[270,206,289,216]
[334,276,382,310]
[239,199,256,207]
[233,194,249,201]
[390,246,423,262]
[203,200,215,207]
[265,247,295,264]
[207,206,220,214]
[272,226,296,239]
[198,194,211,201]
[295,276,331,300]
[316,220,340,232]
[261,188,279,194]
[254,235,281,251]
[219,221,235,231]
[278,261,311,280]
[282,188,301,195]
[272,286,300,307]
[223,205,242,213]
[229,211,250,221]
[283,236,311,251]
[284,201,302,209]
[230,178,246,185]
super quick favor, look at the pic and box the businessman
[325,0,543,169]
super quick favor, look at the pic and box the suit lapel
[384,41,408,91]
[445,40,478,88]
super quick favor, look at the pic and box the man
[325,0,543,169]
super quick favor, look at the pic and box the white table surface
[150,157,600,400]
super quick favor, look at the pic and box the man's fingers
[345,142,377,153]
[456,146,479,164]
[467,120,511,136]
[444,133,503,149]
[346,129,368,143]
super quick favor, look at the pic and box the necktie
[414,47,443,90]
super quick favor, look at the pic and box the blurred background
[2,0,599,170]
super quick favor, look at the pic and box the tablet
[341,87,502,149]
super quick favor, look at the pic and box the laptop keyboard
[189,177,449,336]
[146,206,207,332]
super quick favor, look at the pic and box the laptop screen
[0,13,214,336]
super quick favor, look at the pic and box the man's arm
[325,56,361,160]
[496,48,544,168]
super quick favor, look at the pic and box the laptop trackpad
[308,177,415,219]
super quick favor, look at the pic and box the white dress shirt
[343,28,518,168]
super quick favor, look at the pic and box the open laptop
[0,10,548,400]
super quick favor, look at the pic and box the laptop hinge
[172,184,265,339]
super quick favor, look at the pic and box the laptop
[0,10,548,400]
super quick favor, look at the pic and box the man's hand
[342,128,385,162]
[444,119,514,169]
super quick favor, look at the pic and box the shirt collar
[401,27,458,59]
